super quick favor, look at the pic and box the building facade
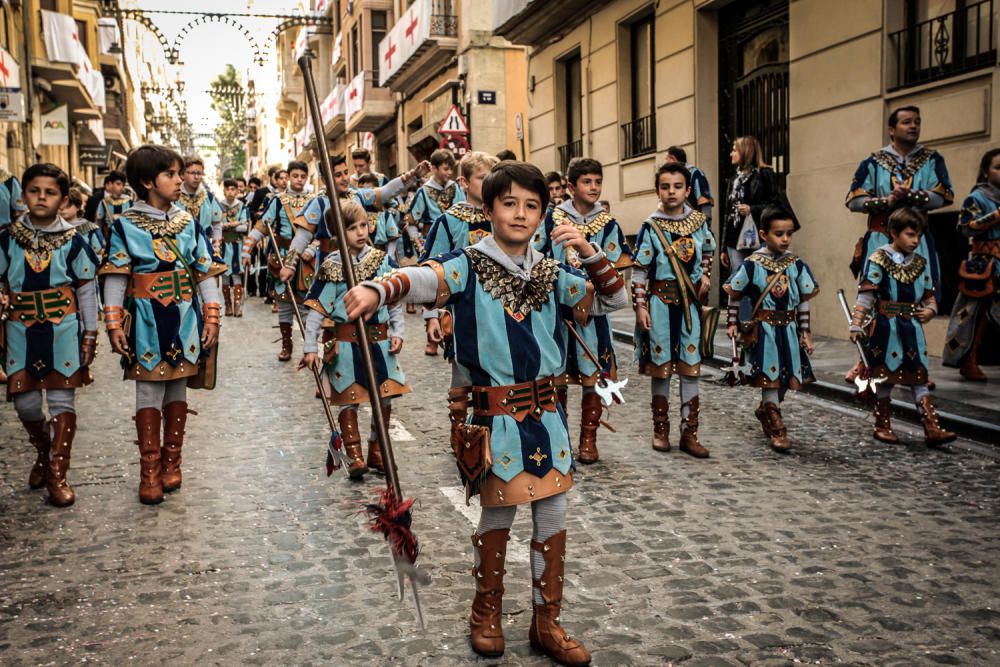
[494,0,999,346]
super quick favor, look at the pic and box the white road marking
[439,486,529,564]
[357,407,415,441]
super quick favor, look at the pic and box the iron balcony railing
[430,0,458,37]
[889,0,996,90]
[621,113,656,160]
[558,139,582,174]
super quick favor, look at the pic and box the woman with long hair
[721,136,782,270]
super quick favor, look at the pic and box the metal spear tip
[392,550,431,631]
[595,377,627,407]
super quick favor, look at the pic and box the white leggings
[13,389,75,421]
[135,379,188,410]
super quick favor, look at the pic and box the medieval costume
[685,163,714,221]
[0,168,26,228]
[724,248,819,451]
[178,184,223,247]
[219,196,248,317]
[632,205,716,458]
[101,202,226,504]
[538,200,631,464]
[1,215,98,506]
[95,192,132,241]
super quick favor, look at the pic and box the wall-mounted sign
[477,90,496,105]
[438,104,469,135]
[41,105,69,146]
[79,144,112,167]
[0,46,24,122]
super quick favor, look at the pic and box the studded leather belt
[126,270,194,305]
[10,286,76,325]
[334,321,388,343]
[756,309,796,326]
[472,376,559,422]
[972,239,1000,259]
[878,300,918,318]
[649,279,680,304]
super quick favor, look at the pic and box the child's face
[333,163,351,194]
[106,180,125,197]
[353,157,370,175]
[569,172,602,206]
[657,172,690,210]
[274,171,289,190]
[484,181,543,247]
[890,226,922,255]
[988,155,1000,188]
[145,162,183,203]
[224,185,238,201]
[547,180,565,202]
[182,164,203,189]
[345,217,369,252]
[59,202,80,220]
[759,218,795,254]
[432,162,453,184]
[462,166,490,204]
[288,169,308,192]
[24,177,66,221]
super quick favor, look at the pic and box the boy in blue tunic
[178,156,223,247]
[665,145,714,221]
[537,157,631,464]
[724,206,818,452]
[219,178,249,318]
[943,148,1000,380]
[849,208,955,446]
[632,162,716,458]
[63,189,105,262]
[1,163,99,507]
[300,200,408,478]
[345,161,628,666]
[0,166,26,228]
[102,145,226,505]
[94,170,131,241]
[357,172,399,255]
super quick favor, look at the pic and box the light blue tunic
[0,172,26,228]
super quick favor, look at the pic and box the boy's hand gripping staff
[837,288,884,401]
[299,51,429,630]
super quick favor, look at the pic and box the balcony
[558,138,582,174]
[344,70,395,133]
[320,82,346,140]
[493,0,603,47]
[378,0,457,95]
[621,113,655,160]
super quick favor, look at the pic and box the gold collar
[552,207,614,237]
[280,191,313,210]
[178,190,207,217]
[122,209,193,236]
[871,147,933,181]
[7,219,76,252]
[647,210,707,237]
[466,248,560,319]
[747,252,798,274]
[447,203,487,225]
[869,248,927,284]
[318,248,386,283]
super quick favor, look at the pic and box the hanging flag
[344,70,365,123]
[41,10,82,65]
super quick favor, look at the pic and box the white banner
[377,0,432,86]
[41,10,81,64]
[332,32,342,65]
[320,82,345,127]
[97,17,120,55]
[344,70,365,123]
[41,105,69,146]
[0,46,24,122]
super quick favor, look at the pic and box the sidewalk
[608,310,1000,443]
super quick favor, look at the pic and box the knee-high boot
[278,322,293,361]
[679,396,710,458]
[529,530,591,666]
[469,529,509,657]
[919,395,957,447]
[577,392,601,464]
[960,315,987,381]
[135,408,164,505]
[223,285,233,316]
[873,397,899,443]
[233,285,244,318]
[22,419,51,489]
[338,409,368,479]
[47,412,76,507]
[161,401,189,492]
[367,405,387,472]
[762,402,790,452]
[651,395,670,451]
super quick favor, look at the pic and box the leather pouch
[452,423,492,504]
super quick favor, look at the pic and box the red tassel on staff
[365,487,419,564]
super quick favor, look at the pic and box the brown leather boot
[919,395,957,447]
[651,395,670,451]
[338,409,368,479]
[22,419,51,489]
[223,285,233,316]
[873,397,899,443]
[556,385,569,418]
[367,406,387,472]
[233,285,244,318]
[577,392,601,464]
[278,322,293,361]
[959,317,987,381]
[754,403,772,439]
[529,530,591,666]
[679,396,710,458]
[135,408,164,505]
[47,412,76,507]
[762,402,790,452]
[469,529,509,658]
[161,401,189,492]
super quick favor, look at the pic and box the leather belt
[878,300,918,318]
[319,238,336,253]
[126,270,194,304]
[971,239,1000,259]
[649,279,680,304]
[867,211,889,233]
[756,309,796,326]
[334,321,388,343]
[10,286,76,325]
[472,376,558,422]
[222,230,243,243]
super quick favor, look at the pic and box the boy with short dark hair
[344,160,627,666]
[633,162,716,458]
[1,163,99,507]
[665,146,714,221]
[850,207,956,446]
[544,171,565,206]
[219,178,249,317]
[178,156,223,246]
[101,145,227,505]
[350,148,388,187]
[538,156,631,464]
[95,170,132,240]
[63,188,105,261]
[407,148,465,238]
[0,164,26,228]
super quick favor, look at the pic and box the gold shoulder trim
[122,209,194,236]
[8,220,76,251]
[466,249,559,318]
[869,248,926,284]
[318,248,387,283]
[747,253,798,274]
[648,210,707,237]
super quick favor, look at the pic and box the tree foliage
[209,64,247,178]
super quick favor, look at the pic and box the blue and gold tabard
[101,208,226,381]
[304,247,408,404]
[724,250,819,389]
[96,195,132,237]
[372,202,401,250]
[633,209,717,377]
[859,246,935,385]
[259,190,315,296]
[71,219,106,261]
[686,163,714,211]
[421,201,491,260]
[539,202,631,384]
[219,199,247,277]
[408,180,465,234]
[0,170,26,228]
[1,219,98,397]
[178,187,222,242]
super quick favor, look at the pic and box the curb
[611,328,1000,445]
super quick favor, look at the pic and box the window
[350,23,361,77]
[559,50,583,173]
[40,0,59,10]
[622,11,656,159]
[889,0,996,90]
[75,19,88,55]
[0,7,9,50]
[371,10,387,85]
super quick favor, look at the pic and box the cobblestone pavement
[1,298,998,666]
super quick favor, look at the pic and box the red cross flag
[377,0,431,86]
[344,70,365,123]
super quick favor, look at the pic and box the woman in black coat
[720,136,784,270]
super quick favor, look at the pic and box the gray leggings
[278,300,309,325]
[651,376,699,423]
[762,387,788,405]
[227,274,243,286]
[876,382,930,406]
[135,379,188,411]
[477,492,568,604]
[13,389,75,421]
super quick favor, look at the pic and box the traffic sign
[438,104,469,135]
[440,134,470,158]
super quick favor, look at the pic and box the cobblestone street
[1,300,998,666]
